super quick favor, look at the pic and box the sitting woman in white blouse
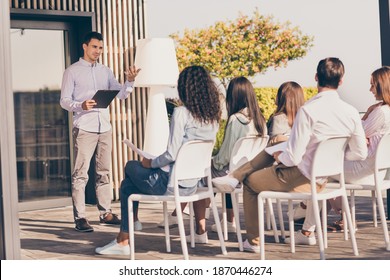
[326,66,390,232]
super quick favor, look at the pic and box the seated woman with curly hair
[95,65,221,255]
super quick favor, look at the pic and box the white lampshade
[134,38,179,87]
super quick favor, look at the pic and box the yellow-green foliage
[171,10,313,89]
[213,86,317,154]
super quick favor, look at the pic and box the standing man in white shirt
[213,57,368,252]
[60,32,140,232]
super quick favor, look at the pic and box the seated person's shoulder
[232,110,250,123]
[272,113,288,121]
[173,105,190,118]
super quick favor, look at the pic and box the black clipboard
[91,90,120,108]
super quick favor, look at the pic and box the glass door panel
[11,29,71,203]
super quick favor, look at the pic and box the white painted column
[0,2,21,259]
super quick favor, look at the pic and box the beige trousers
[231,136,316,246]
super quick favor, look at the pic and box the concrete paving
[19,194,390,260]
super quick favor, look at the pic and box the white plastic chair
[257,136,358,260]
[213,135,269,250]
[335,133,390,251]
[128,140,227,260]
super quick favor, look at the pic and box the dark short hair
[83,32,103,45]
[316,57,345,89]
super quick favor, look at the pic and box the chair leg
[231,192,243,251]
[311,198,325,260]
[342,202,348,241]
[266,203,271,230]
[266,198,279,243]
[210,194,227,255]
[176,200,190,260]
[372,191,378,227]
[350,190,356,228]
[163,201,171,252]
[189,202,195,248]
[276,199,286,239]
[128,198,135,260]
[221,193,228,241]
[258,195,266,260]
[341,194,359,256]
[375,190,390,250]
[322,200,328,249]
[288,200,295,253]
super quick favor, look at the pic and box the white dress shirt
[60,58,134,133]
[278,90,368,180]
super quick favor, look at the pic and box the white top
[342,103,390,184]
[362,103,390,158]
[278,90,368,180]
[60,58,134,133]
[267,113,291,138]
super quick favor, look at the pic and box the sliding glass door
[11,22,73,210]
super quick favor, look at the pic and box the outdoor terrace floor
[19,193,390,260]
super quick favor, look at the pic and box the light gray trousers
[72,128,112,220]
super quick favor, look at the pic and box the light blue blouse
[151,106,219,190]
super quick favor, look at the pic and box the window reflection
[11,29,71,202]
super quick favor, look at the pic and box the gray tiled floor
[19,194,390,260]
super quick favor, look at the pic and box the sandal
[328,220,344,232]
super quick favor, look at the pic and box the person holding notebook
[60,31,140,233]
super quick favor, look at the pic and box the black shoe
[100,213,121,225]
[75,218,94,232]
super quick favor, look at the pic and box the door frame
[10,9,96,211]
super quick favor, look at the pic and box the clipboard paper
[264,141,287,155]
[123,139,169,172]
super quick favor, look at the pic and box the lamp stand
[143,86,170,156]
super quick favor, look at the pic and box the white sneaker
[211,221,237,233]
[243,239,260,253]
[157,214,178,229]
[185,232,208,244]
[134,220,142,231]
[285,231,316,245]
[95,239,130,255]
[212,175,240,192]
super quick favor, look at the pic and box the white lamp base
[143,86,170,156]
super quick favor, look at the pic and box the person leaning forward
[60,31,140,232]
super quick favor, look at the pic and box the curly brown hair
[177,66,221,124]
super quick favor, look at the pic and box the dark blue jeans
[120,161,169,232]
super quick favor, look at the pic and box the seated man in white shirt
[213,57,368,252]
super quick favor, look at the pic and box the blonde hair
[371,66,390,105]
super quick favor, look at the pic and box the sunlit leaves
[171,10,314,89]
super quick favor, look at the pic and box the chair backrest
[172,140,214,181]
[229,135,269,171]
[311,136,349,179]
[375,133,390,171]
